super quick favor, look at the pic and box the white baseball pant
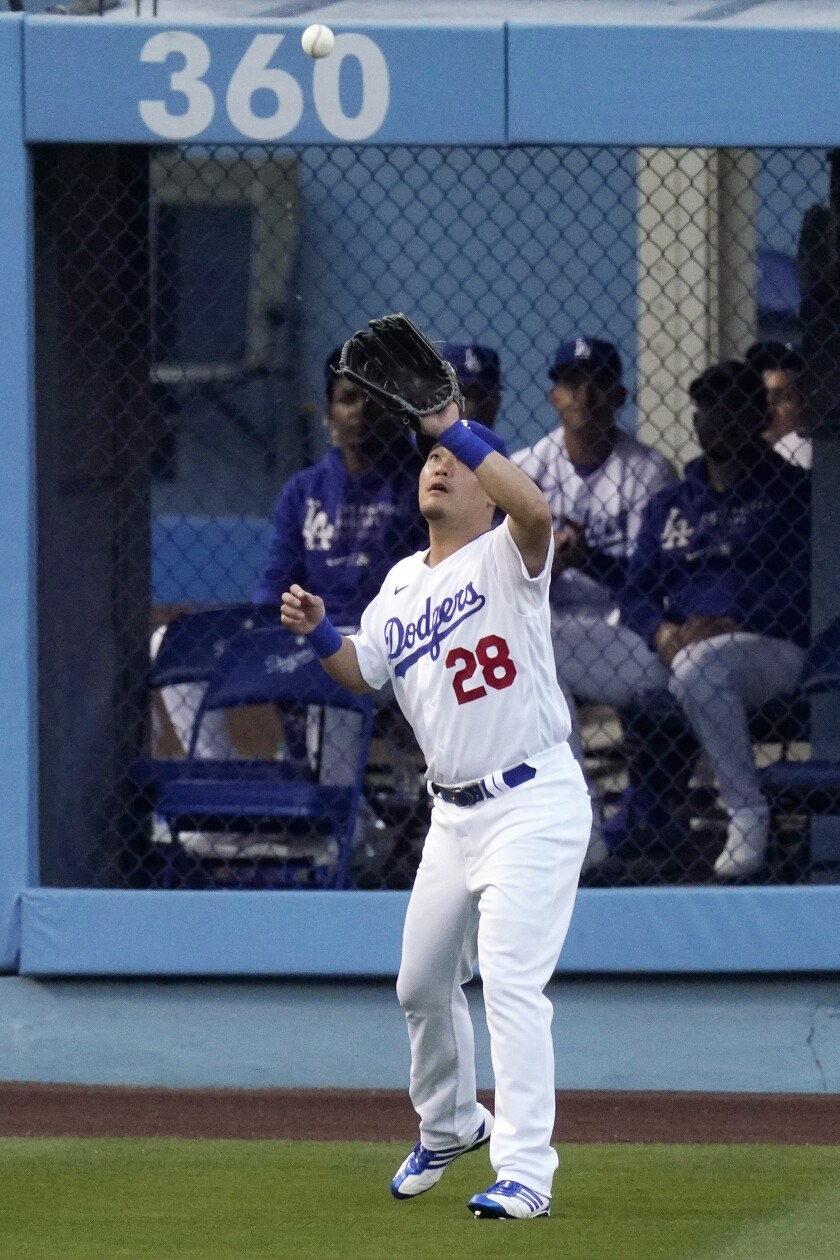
[150,625,412,793]
[149,624,234,759]
[552,612,669,759]
[152,675,364,780]
[668,633,803,814]
[395,742,591,1197]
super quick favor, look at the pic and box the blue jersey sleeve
[738,471,811,645]
[619,494,670,645]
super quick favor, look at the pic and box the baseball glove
[338,313,463,433]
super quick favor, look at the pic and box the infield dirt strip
[0,1086,838,1143]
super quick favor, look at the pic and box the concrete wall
[1,975,838,1092]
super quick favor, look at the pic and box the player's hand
[417,401,461,441]
[653,620,684,666]
[280,584,326,635]
[655,615,742,665]
[552,520,589,574]
[677,615,742,646]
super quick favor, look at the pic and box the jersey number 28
[445,634,517,705]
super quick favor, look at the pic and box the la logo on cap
[465,347,481,374]
[574,337,592,360]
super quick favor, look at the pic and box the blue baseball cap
[441,343,501,392]
[549,337,622,382]
[416,419,508,462]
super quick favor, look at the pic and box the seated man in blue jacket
[159,349,426,770]
[254,348,425,620]
[618,360,810,878]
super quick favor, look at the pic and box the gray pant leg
[552,613,669,711]
[668,634,804,815]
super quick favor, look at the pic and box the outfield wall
[1,974,839,1092]
[0,15,36,974]
[0,11,839,981]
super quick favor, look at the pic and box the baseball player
[512,338,676,870]
[745,340,811,469]
[281,316,591,1221]
[619,360,810,878]
[441,342,502,428]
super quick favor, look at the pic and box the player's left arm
[424,404,553,577]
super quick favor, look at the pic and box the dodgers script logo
[386,584,486,678]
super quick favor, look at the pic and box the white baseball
[301,24,335,59]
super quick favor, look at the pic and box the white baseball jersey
[512,429,676,617]
[349,519,572,785]
[773,430,812,470]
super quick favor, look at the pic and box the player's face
[326,378,368,451]
[693,401,765,462]
[418,446,494,526]
[548,373,599,431]
[764,368,802,439]
[461,383,501,428]
[328,379,394,460]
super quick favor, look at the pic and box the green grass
[0,1140,838,1259]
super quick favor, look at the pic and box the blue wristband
[436,420,494,471]
[308,617,343,659]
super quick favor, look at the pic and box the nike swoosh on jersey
[394,584,410,594]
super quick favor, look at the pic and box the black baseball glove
[338,313,463,434]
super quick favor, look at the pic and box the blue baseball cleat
[468,1179,551,1219]
[390,1111,493,1200]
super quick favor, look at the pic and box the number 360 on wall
[139,32,390,142]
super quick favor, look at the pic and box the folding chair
[135,603,279,788]
[150,603,278,689]
[149,626,373,889]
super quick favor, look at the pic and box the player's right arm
[422,404,553,577]
[619,494,672,655]
[280,584,374,694]
[475,449,553,577]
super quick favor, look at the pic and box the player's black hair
[688,360,767,422]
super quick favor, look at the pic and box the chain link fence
[33,141,840,891]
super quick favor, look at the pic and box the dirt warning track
[0,1085,837,1144]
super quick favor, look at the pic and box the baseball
[301,24,335,59]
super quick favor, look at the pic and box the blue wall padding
[0,13,35,971]
[19,886,840,977]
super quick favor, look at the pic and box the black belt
[430,762,537,808]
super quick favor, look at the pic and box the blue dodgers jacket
[253,447,427,627]
[620,451,811,649]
